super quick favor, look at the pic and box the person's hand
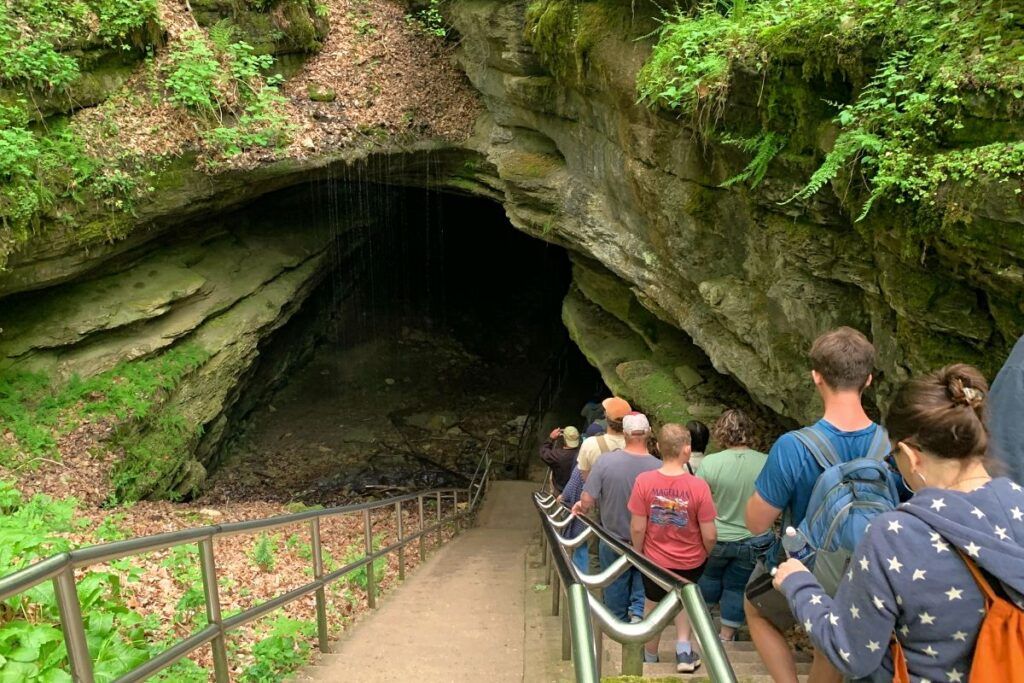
[571,501,584,517]
[556,495,564,504]
[772,558,811,590]
[549,427,562,440]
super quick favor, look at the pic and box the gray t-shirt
[582,449,661,542]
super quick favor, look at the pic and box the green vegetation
[163,31,295,160]
[0,0,160,266]
[250,533,278,573]
[341,533,387,591]
[406,0,449,38]
[633,0,1024,223]
[0,344,208,464]
[0,482,158,682]
[0,481,321,681]
[240,617,316,683]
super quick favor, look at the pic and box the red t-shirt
[627,470,716,570]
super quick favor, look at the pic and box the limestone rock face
[450,0,1023,424]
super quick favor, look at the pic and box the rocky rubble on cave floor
[201,319,544,506]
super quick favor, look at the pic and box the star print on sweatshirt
[780,477,1024,682]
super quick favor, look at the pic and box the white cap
[622,412,651,435]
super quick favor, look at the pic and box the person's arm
[539,439,559,465]
[745,492,782,535]
[573,490,596,516]
[575,462,603,515]
[745,437,795,534]
[577,440,594,482]
[630,513,647,551]
[698,519,717,554]
[773,520,899,679]
[695,479,718,554]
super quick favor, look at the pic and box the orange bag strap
[957,550,997,607]
[890,549,994,682]
[890,637,911,683]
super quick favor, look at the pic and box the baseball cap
[601,397,632,421]
[622,412,651,435]
[562,426,580,448]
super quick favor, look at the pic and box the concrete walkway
[302,481,540,682]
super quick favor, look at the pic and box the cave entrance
[204,181,604,505]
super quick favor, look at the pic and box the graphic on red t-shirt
[650,493,689,528]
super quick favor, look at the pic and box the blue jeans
[698,533,774,628]
[598,541,645,620]
[572,543,588,572]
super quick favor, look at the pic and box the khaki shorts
[744,549,850,632]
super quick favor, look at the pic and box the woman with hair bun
[772,364,1024,681]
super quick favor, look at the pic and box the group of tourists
[540,326,1024,681]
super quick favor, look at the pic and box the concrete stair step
[641,660,811,676]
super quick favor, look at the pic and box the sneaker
[629,614,643,624]
[676,650,702,673]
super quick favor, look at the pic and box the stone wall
[450,0,1024,424]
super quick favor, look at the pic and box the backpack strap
[864,425,890,462]
[793,425,840,471]
[596,435,610,454]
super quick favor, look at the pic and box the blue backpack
[795,424,900,557]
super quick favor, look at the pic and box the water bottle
[782,526,815,563]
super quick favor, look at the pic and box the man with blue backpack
[743,327,900,683]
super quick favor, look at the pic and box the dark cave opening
[205,181,605,504]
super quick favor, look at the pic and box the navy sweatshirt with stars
[780,477,1024,682]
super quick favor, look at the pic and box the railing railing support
[435,491,442,547]
[310,518,329,653]
[396,501,406,581]
[560,589,571,660]
[418,494,426,561]
[198,538,230,683]
[551,569,560,616]
[54,568,94,683]
[363,509,377,609]
[621,640,643,676]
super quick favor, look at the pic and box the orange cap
[601,397,632,421]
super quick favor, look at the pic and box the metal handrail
[534,492,738,682]
[0,448,494,683]
[533,499,599,683]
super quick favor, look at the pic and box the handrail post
[593,610,603,680]
[198,539,230,683]
[621,640,643,676]
[395,501,406,581]
[435,491,442,547]
[453,490,460,532]
[418,494,426,561]
[560,589,571,660]
[53,568,94,683]
[310,518,329,653]
[567,583,598,683]
[363,509,377,609]
[551,568,560,616]
[680,582,736,682]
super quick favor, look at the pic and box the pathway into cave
[203,184,603,505]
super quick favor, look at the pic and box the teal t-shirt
[696,447,769,542]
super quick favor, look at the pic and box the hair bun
[947,375,986,409]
